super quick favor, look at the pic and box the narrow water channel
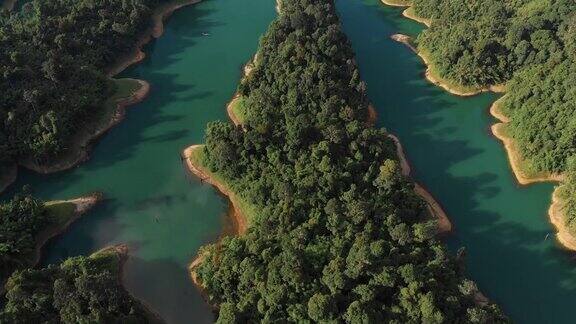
[6,1,275,323]
[336,0,576,323]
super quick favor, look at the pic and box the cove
[5,0,275,323]
[336,0,576,322]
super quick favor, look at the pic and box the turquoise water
[3,0,575,322]
[5,1,276,322]
[336,0,576,322]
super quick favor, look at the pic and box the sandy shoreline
[489,97,564,185]
[34,193,103,266]
[0,0,201,195]
[182,146,248,235]
[549,188,576,251]
[20,79,150,176]
[387,134,452,234]
[390,34,505,97]
[385,1,572,251]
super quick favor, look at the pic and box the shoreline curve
[0,0,202,195]
[0,192,102,295]
[489,96,564,185]
[384,1,573,251]
[97,244,165,323]
[182,145,248,235]
[387,133,452,234]
[390,34,504,97]
[549,188,576,251]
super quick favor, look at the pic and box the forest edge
[383,1,575,251]
[0,0,203,195]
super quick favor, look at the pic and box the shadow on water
[4,1,277,323]
[337,0,576,322]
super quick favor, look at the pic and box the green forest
[0,192,47,282]
[0,0,167,178]
[0,0,171,321]
[0,193,154,322]
[405,0,576,235]
[191,0,508,322]
[1,247,154,323]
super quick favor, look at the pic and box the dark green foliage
[0,251,151,323]
[0,0,165,168]
[0,192,47,282]
[195,0,508,322]
[407,0,576,234]
[412,0,575,88]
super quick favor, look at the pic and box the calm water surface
[6,0,275,322]
[336,0,576,323]
[5,0,575,322]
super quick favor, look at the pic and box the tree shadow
[336,0,576,322]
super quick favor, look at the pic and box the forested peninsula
[0,0,202,321]
[382,0,576,250]
[0,0,198,193]
[1,244,162,323]
[0,192,100,291]
[187,0,507,322]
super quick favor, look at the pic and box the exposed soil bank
[226,54,258,128]
[21,80,150,175]
[489,97,564,185]
[490,97,569,251]
[385,0,572,253]
[387,134,452,234]
[367,104,451,233]
[0,0,202,195]
[107,0,203,77]
[549,188,576,251]
[390,34,505,97]
[182,145,248,235]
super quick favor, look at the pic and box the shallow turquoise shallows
[336,0,576,323]
[5,1,275,323]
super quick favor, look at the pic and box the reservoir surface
[4,0,576,323]
[336,0,576,323]
[6,0,275,323]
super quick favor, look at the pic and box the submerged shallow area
[336,0,576,322]
[5,1,275,323]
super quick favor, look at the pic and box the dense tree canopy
[0,192,46,282]
[405,0,576,234]
[1,249,153,323]
[0,0,165,173]
[193,0,508,322]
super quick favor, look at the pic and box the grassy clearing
[230,96,248,125]
[44,201,77,227]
